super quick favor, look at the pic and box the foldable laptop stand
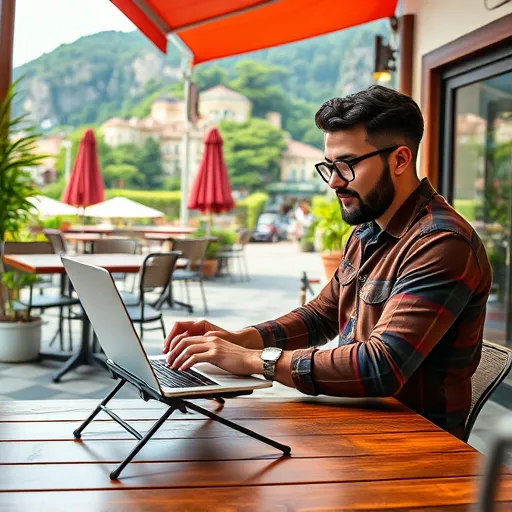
[73,360,292,480]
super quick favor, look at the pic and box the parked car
[252,213,288,243]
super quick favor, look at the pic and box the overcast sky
[13,0,136,67]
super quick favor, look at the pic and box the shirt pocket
[336,259,357,285]
[360,280,393,305]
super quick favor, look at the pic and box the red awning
[110,0,398,64]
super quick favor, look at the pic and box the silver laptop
[61,256,272,398]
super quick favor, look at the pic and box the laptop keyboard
[150,359,217,388]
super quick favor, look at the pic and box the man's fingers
[179,351,214,371]
[166,335,212,366]
[163,321,194,352]
[169,343,210,370]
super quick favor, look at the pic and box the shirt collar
[384,178,437,239]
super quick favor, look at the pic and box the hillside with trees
[13,18,391,140]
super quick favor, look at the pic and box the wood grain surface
[0,397,509,510]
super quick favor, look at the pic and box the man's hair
[315,85,424,163]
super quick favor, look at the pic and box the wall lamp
[373,17,399,82]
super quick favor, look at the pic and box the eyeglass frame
[314,145,400,184]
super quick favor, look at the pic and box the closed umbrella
[84,197,164,219]
[187,127,235,232]
[61,129,105,218]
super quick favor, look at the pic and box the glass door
[440,49,512,345]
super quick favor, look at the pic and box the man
[163,85,491,439]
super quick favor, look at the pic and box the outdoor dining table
[0,396,511,510]
[63,232,102,253]
[1,253,147,382]
[66,225,196,235]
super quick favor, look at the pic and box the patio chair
[463,340,512,442]
[92,238,138,289]
[2,241,79,351]
[164,238,210,314]
[217,228,253,282]
[123,252,181,340]
[43,229,68,255]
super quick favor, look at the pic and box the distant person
[294,201,313,242]
[163,85,491,439]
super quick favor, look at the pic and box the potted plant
[311,197,352,279]
[193,227,238,277]
[0,272,41,361]
[0,80,46,361]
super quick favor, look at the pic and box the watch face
[262,347,282,362]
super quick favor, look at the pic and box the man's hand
[166,333,262,375]
[163,320,264,354]
[163,319,233,354]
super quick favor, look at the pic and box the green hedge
[235,192,268,228]
[39,185,269,227]
[453,199,478,222]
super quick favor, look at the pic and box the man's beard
[338,162,395,225]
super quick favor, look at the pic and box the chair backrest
[3,241,54,255]
[43,229,67,254]
[238,229,254,246]
[464,340,512,442]
[139,252,181,292]
[92,238,137,254]
[170,238,209,269]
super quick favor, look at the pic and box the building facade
[101,85,322,187]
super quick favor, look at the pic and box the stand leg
[110,404,178,480]
[183,400,291,455]
[73,379,126,439]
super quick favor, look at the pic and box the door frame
[439,50,512,201]
[421,13,512,188]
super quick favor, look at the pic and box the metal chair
[43,229,68,255]
[463,340,512,442]
[124,252,181,339]
[92,238,138,289]
[2,241,79,351]
[217,229,253,282]
[165,238,210,314]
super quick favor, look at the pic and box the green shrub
[236,192,268,228]
[453,199,478,222]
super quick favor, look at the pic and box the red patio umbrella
[61,129,105,212]
[188,127,235,230]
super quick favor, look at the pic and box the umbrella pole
[207,212,213,236]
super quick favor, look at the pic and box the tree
[193,65,229,91]
[133,137,164,189]
[219,118,286,191]
[228,60,289,118]
[103,164,138,189]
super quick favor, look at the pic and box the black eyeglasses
[314,145,400,184]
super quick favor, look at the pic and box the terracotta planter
[321,251,342,280]
[0,317,42,362]
[201,259,219,278]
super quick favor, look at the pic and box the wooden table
[0,397,511,510]
[67,225,196,235]
[63,232,102,253]
[1,254,146,382]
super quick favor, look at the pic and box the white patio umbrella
[28,195,80,218]
[83,197,164,219]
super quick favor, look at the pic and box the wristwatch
[260,347,283,381]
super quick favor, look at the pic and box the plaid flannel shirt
[253,179,492,438]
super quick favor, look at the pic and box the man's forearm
[233,327,265,350]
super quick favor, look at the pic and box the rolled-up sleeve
[307,232,484,397]
[252,272,340,353]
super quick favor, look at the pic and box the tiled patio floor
[1,241,511,457]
